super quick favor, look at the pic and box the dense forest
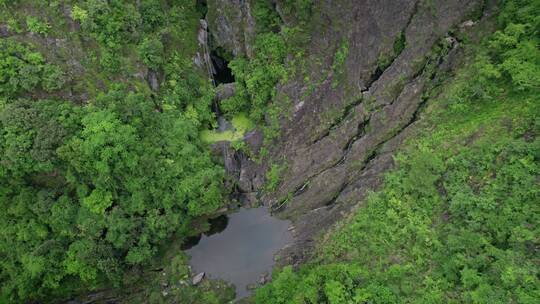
[0,0,229,302]
[0,0,539,303]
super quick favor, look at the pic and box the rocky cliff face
[207,0,257,58]
[207,0,487,265]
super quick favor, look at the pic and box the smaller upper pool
[185,207,293,299]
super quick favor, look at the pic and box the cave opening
[196,0,207,17]
[210,51,235,85]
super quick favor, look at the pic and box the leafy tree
[25,16,50,35]
[0,39,65,97]
[138,36,165,70]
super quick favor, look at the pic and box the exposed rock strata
[208,0,486,265]
[269,0,485,265]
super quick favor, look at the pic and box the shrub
[25,16,50,35]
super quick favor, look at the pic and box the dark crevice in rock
[405,0,421,33]
[210,51,235,85]
[324,182,348,209]
[365,66,385,89]
[310,97,363,145]
[401,93,429,134]
[293,181,309,196]
[338,117,371,164]
[365,0,418,90]
[196,0,208,17]
[309,1,419,146]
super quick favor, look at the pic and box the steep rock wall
[268,0,485,264]
[207,0,487,265]
[206,0,257,58]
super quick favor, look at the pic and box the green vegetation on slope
[0,1,229,303]
[256,1,540,303]
[0,0,317,302]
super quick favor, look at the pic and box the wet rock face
[212,140,266,207]
[206,0,257,58]
[263,0,483,264]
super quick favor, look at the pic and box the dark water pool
[185,207,293,299]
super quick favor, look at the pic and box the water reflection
[204,215,229,236]
[181,215,229,250]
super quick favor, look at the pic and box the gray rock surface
[207,0,257,58]
[215,83,237,101]
[192,272,205,285]
[0,24,12,38]
[238,0,487,265]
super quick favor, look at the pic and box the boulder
[215,83,236,101]
[258,272,270,285]
[192,272,205,285]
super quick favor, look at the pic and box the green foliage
[138,36,165,70]
[265,163,286,191]
[75,0,140,48]
[331,40,349,88]
[332,40,349,73]
[70,5,88,22]
[256,264,369,303]
[479,0,539,93]
[25,16,50,35]
[139,0,165,32]
[0,2,226,302]
[377,31,407,71]
[219,3,311,145]
[0,88,225,302]
[224,32,289,121]
[253,0,281,32]
[0,39,65,97]
[162,54,215,125]
[393,31,406,56]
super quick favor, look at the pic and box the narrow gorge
[1,0,538,303]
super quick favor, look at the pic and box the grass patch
[200,113,255,143]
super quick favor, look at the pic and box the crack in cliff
[310,97,363,145]
[309,0,419,146]
[336,117,372,165]
[405,0,420,34]
[283,41,457,212]
[271,0,469,213]
[307,55,457,210]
